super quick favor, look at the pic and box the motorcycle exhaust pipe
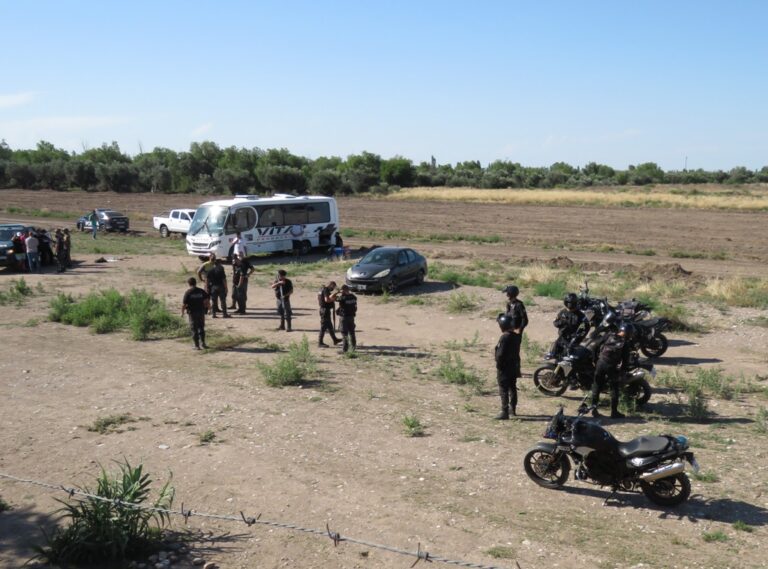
[640,462,685,482]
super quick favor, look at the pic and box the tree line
[1,139,766,195]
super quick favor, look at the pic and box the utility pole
[684,156,688,171]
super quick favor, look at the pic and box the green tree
[66,160,98,191]
[380,156,415,187]
[308,169,344,196]
[80,142,131,164]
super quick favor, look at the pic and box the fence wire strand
[0,471,521,569]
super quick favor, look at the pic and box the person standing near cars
[334,284,358,353]
[54,229,66,273]
[62,228,72,268]
[503,285,528,334]
[271,269,293,331]
[207,258,230,318]
[89,209,99,239]
[197,253,216,312]
[233,255,254,314]
[317,280,341,347]
[25,230,40,273]
[182,277,210,350]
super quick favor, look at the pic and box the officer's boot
[510,388,518,417]
[278,317,285,330]
[590,384,602,417]
[610,385,625,419]
[318,330,327,347]
[494,386,510,420]
[286,318,292,332]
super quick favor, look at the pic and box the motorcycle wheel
[533,366,568,397]
[523,449,570,488]
[640,473,691,506]
[640,334,668,358]
[624,378,652,407]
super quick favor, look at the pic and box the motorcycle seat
[617,436,671,458]
[634,318,660,329]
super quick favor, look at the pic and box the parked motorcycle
[523,405,700,506]
[632,317,671,358]
[533,345,654,406]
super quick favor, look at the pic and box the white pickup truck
[153,209,197,237]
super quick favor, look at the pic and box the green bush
[260,336,318,387]
[35,461,173,566]
[0,278,34,306]
[48,289,186,340]
[446,291,480,313]
[436,353,483,391]
[686,384,709,419]
[533,279,568,299]
[402,415,425,437]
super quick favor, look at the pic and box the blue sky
[1,1,767,170]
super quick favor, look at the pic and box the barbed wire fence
[0,471,523,569]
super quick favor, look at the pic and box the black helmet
[497,313,514,331]
[503,284,519,297]
[563,292,578,309]
[618,322,635,339]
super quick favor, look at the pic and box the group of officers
[183,251,629,419]
[494,286,633,420]
[182,252,358,353]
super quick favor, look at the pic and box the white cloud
[191,122,214,137]
[0,91,38,109]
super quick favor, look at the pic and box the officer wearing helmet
[591,321,634,419]
[548,292,590,360]
[494,313,522,419]
[503,284,528,334]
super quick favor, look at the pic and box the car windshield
[0,229,23,240]
[360,249,397,265]
[189,205,229,236]
[103,211,124,217]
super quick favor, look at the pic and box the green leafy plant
[87,414,136,435]
[34,461,174,565]
[686,384,709,419]
[755,407,768,434]
[446,291,480,313]
[436,353,483,391]
[732,520,754,533]
[0,278,34,306]
[402,415,425,437]
[48,289,186,340]
[198,429,216,444]
[692,471,720,483]
[701,530,728,543]
[260,336,318,387]
[486,546,516,559]
[0,496,11,513]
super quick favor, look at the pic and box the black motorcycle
[533,345,654,406]
[632,317,671,358]
[523,406,700,506]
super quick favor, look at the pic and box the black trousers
[340,316,356,352]
[497,370,518,413]
[234,279,249,313]
[210,286,228,315]
[188,312,206,347]
[319,308,338,343]
[277,298,292,329]
[592,360,620,411]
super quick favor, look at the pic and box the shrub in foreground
[35,461,174,565]
[260,336,318,387]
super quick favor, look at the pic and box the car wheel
[386,278,398,294]
[298,240,311,255]
[159,225,169,238]
[416,269,425,286]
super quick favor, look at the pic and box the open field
[387,185,768,211]
[1,190,767,569]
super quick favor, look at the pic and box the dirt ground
[1,191,767,569]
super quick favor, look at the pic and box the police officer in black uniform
[182,277,210,350]
[494,314,521,419]
[503,284,528,334]
[207,258,230,318]
[233,255,254,314]
[591,322,634,418]
[334,284,357,353]
[548,292,590,360]
[271,269,293,331]
[317,280,342,347]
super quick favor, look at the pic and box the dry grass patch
[387,187,768,210]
